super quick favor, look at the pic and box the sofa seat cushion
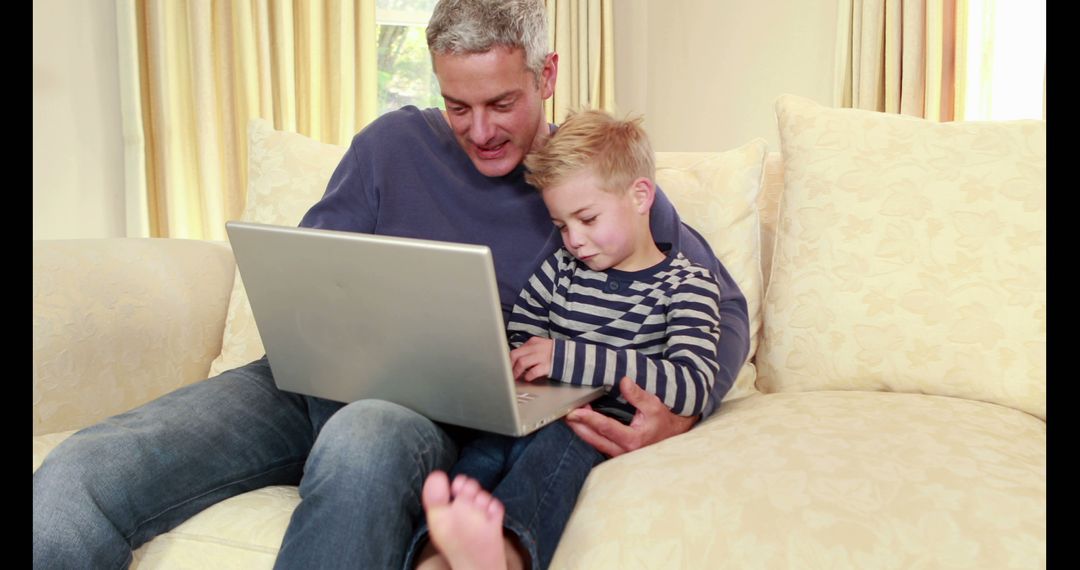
[130,486,300,569]
[44,391,1041,569]
[552,391,1045,569]
[32,426,298,568]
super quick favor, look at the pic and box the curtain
[545,0,616,124]
[833,0,958,121]
[116,0,378,241]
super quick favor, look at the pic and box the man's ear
[540,52,558,100]
[629,177,655,214]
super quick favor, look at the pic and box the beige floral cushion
[655,142,769,402]
[757,95,1046,419]
[552,391,1046,569]
[208,119,347,376]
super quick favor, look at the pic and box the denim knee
[278,400,458,569]
[34,430,145,569]
[35,360,315,569]
[302,400,457,495]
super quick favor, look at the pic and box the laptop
[225,221,605,436]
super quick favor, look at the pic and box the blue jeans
[32,356,458,569]
[403,422,606,570]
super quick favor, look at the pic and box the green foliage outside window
[376,0,443,115]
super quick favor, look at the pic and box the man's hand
[509,337,555,382]
[564,376,698,457]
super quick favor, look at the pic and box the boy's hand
[509,337,555,382]
[564,376,698,457]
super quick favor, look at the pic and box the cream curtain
[545,0,616,124]
[833,0,958,121]
[117,0,378,240]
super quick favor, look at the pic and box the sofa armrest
[33,238,236,436]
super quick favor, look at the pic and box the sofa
[33,94,1046,568]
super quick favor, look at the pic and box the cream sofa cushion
[211,120,769,403]
[655,141,769,402]
[757,95,1046,419]
[208,119,347,376]
[553,391,1046,569]
[131,486,300,569]
[120,391,1047,569]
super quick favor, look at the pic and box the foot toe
[453,475,482,502]
[422,470,451,511]
[486,496,505,521]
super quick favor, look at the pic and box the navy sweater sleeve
[298,128,379,232]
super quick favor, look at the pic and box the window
[961,0,1046,121]
[375,0,443,116]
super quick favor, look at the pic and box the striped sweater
[506,247,723,417]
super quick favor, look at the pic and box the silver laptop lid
[225,221,526,434]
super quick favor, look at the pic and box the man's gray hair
[426,0,550,80]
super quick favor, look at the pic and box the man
[32,1,749,568]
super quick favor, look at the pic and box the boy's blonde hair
[524,109,654,194]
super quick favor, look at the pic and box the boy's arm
[549,275,723,417]
[505,255,558,348]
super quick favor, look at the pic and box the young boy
[417,109,725,569]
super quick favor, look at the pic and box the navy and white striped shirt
[507,247,723,417]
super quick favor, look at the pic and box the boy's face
[542,168,650,272]
[433,46,557,178]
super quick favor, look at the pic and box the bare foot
[422,471,508,570]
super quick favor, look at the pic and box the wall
[614,0,839,152]
[33,0,126,240]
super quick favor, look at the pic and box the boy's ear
[629,177,655,214]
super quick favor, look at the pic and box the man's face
[542,168,647,272]
[433,46,556,178]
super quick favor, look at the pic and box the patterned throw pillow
[757,95,1045,419]
[655,142,769,403]
[208,119,347,376]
